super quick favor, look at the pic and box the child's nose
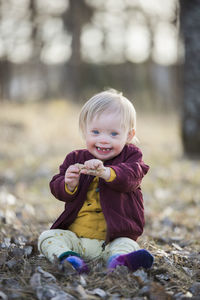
[99,134,109,144]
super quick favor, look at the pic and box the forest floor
[0,100,200,300]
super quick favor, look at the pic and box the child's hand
[83,159,104,170]
[81,159,111,181]
[65,164,81,192]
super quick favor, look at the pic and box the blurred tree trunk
[68,0,82,99]
[180,0,200,156]
[29,0,43,60]
[0,0,11,101]
[62,0,93,100]
[0,59,11,101]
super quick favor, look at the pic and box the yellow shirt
[66,169,116,240]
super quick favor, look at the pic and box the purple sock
[108,249,154,272]
[62,256,89,274]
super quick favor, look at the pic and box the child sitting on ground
[38,89,154,273]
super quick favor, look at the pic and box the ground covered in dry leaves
[0,101,200,300]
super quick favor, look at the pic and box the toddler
[38,89,154,273]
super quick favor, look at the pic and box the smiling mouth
[96,146,112,153]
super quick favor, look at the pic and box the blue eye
[92,130,99,134]
[111,132,118,136]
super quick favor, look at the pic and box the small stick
[75,163,106,174]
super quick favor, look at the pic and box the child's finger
[65,171,80,182]
[83,161,93,169]
[94,160,103,168]
[66,172,79,178]
[69,166,80,173]
[80,169,87,174]
[84,159,103,170]
[65,176,79,185]
[80,167,106,176]
[66,166,80,176]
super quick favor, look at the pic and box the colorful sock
[63,256,89,273]
[108,249,154,272]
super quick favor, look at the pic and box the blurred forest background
[1,0,180,107]
[0,0,200,155]
[0,1,200,298]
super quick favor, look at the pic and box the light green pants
[38,229,140,263]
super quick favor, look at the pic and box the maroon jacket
[50,144,149,243]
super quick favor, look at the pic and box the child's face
[85,111,134,161]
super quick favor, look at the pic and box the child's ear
[127,129,135,143]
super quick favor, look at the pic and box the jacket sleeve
[104,148,149,193]
[49,152,79,202]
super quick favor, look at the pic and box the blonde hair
[79,89,138,143]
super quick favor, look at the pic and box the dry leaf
[89,288,107,298]
[30,273,41,289]
[0,291,8,300]
[36,266,57,283]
